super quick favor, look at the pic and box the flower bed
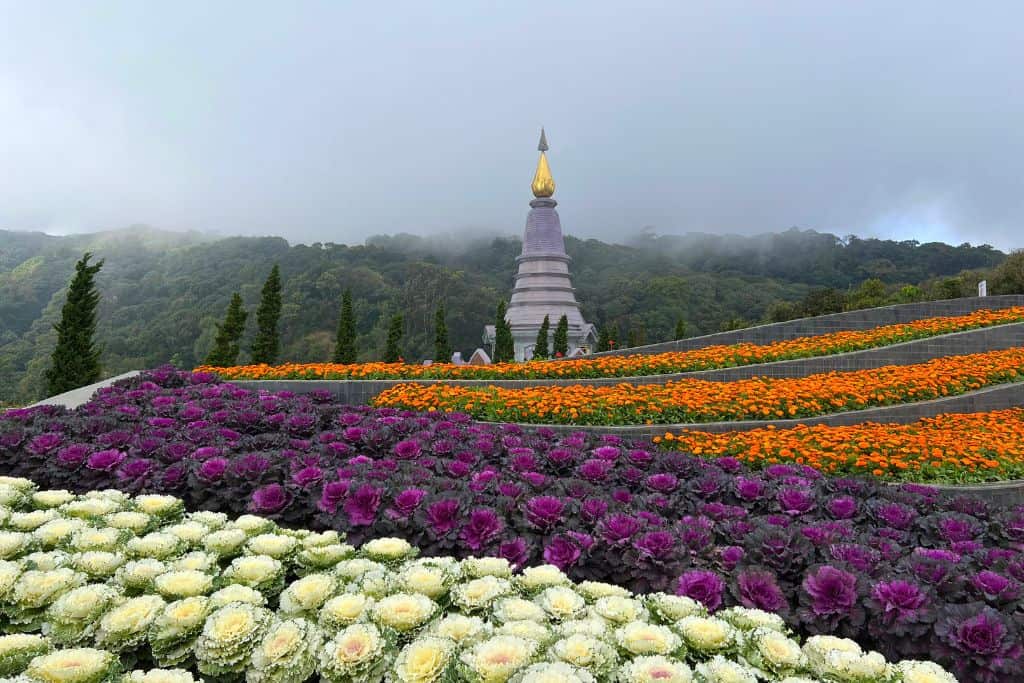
[656,409,1024,483]
[371,347,1024,425]
[0,478,959,683]
[197,307,1024,381]
[2,369,1023,679]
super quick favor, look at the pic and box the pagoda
[484,130,597,361]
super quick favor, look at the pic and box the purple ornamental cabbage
[676,570,726,611]
[249,484,290,514]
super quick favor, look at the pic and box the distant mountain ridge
[0,226,1006,404]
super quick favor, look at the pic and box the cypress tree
[45,252,104,396]
[553,314,569,357]
[597,326,611,352]
[611,324,623,350]
[250,264,283,364]
[674,318,687,341]
[384,314,404,363]
[205,292,248,366]
[333,290,357,363]
[493,300,515,363]
[433,303,452,363]
[533,315,550,359]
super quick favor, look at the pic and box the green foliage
[0,226,1013,403]
[992,250,1024,295]
[433,303,452,362]
[674,318,687,340]
[384,314,404,362]
[533,315,550,359]
[332,290,357,364]
[205,292,247,366]
[553,314,569,357]
[251,264,283,364]
[626,325,645,349]
[45,253,103,396]
[845,278,888,311]
[597,326,611,352]
[493,300,514,363]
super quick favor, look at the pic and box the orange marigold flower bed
[656,408,1024,483]
[371,348,1024,425]
[197,307,1024,381]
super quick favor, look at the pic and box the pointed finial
[531,129,555,198]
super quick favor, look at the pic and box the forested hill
[0,226,1007,404]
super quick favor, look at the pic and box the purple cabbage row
[2,368,1023,681]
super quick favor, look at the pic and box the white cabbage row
[0,477,955,683]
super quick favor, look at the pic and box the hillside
[0,226,1007,404]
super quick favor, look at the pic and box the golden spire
[531,128,555,198]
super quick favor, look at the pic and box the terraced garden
[4,300,1024,681]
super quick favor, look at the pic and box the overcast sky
[2,1,1022,250]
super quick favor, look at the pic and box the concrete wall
[592,295,1024,357]
[29,371,141,410]
[230,322,1024,404]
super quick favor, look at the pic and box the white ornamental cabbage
[245,533,299,560]
[389,635,456,683]
[222,555,286,596]
[104,511,154,535]
[45,584,122,645]
[547,633,618,678]
[209,584,268,610]
[616,655,694,683]
[361,537,416,564]
[510,661,597,683]
[318,593,374,632]
[615,622,683,657]
[693,655,760,683]
[95,594,166,651]
[425,614,492,646]
[0,633,52,677]
[247,617,323,683]
[123,669,197,683]
[153,570,214,600]
[452,576,514,613]
[458,635,538,683]
[148,597,211,667]
[195,603,273,677]
[278,573,337,617]
[371,593,438,634]
[22,647,121,683]
[318,623,390,683]
[644,593,706,623]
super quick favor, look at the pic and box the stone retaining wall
[229,322,1024,403]
[592,295,1024,357]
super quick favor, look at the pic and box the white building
[484,130,597,361]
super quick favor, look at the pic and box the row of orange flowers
[198,306,1024,381]
[371,347,1024,425]
[655,408,1024,483]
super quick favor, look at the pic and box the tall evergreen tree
[532,315,551,359]
[553,314,569,357]
[627,325,646,348]
[493,300,515,363]
[250,264,283,364]
[45,253,104,396]
[597,326,611,352]
[332,290,357,363]
[205,293,248,366]
[433,303,452,362]
[384,314,404,362]
[674,318,687,341]
[611,324,623,350]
